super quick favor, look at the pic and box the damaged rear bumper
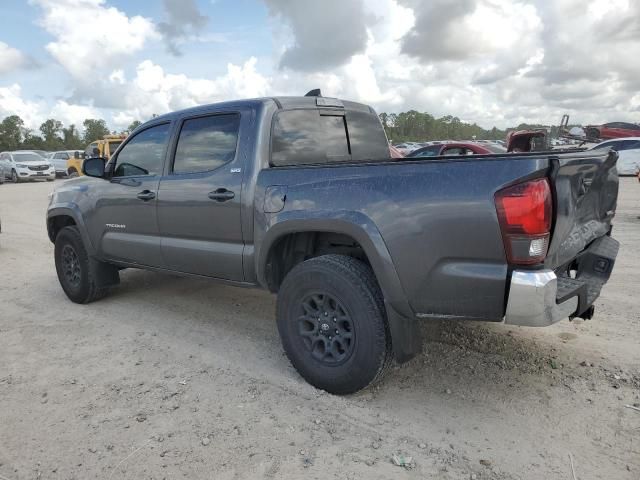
[504,236,619,327]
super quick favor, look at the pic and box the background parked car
[47,150,84,177]
[584,122,640,140]
[590,137,640,175]
[406,142,501,158]
[0,151,55,182]
[393,142,422,155]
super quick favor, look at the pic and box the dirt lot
[0,178,638,480]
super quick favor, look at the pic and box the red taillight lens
[495,179,552,265]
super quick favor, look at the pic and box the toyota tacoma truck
[47,93,620,394]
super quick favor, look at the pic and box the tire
[11,169,18,183]
[54,226,116,303]
[47,178,54,182]
[276,254,392,395]
[68,169,79,178]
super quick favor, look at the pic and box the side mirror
[83,157,106,178]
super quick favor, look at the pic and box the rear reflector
[495,179,552,265]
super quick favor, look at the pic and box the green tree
[62,124,84,150]
[379,110,508,143]
[0,115,25,151]
[40,119,64,150]
[127,120,142,132]
[82,119,110,144]
[21,129,46,150]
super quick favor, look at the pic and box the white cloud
[50,101,99,127]
[0,42,30,75]
[0,84,44,127]
[109,57,270,128]
[0,84,98,129]
[31,0,158,79]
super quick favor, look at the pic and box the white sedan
[590,137,640,175]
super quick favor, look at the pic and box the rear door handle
[208,188,235,202]
[137,190,156,201]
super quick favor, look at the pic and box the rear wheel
[276,254,391,395]
[54,226,118,303]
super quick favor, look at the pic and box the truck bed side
[255,154,555,321]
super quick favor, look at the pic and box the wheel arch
[257,214,412,319]
[259,215,422,363]
[47,207,96,256]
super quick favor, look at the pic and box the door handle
[208,188,235,202]
[137,190,156,201]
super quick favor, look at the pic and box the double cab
[47,93,620,394]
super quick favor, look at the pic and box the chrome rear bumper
[504,270,578,327]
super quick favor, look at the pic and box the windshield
[108,142,122,155]
[14,153,46,162]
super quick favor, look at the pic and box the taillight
[495,178,552,265]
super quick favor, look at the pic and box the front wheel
[276,254,391,395]
[68,169,79,178]
[11,170,18,183]
[54,226,118,303]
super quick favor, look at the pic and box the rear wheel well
[265,232,371,292]
[48,215,76,243]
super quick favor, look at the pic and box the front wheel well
[47,215,76,243]
[264,232,371,293]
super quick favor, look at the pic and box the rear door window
[172,114,240,174]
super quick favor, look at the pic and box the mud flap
[90,257,120,288]
[385,301,422,363]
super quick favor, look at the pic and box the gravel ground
[0,177,638,480]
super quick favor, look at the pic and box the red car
[406,142,505,158]
[584,122,640,140]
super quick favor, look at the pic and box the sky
[0,0,639,132]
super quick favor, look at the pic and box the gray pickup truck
[47,93,620,394]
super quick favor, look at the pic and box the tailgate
[545,149,619,270]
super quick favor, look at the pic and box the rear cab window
[270,108,390,167]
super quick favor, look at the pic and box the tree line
[0,115,143,153]
[0,110,559,153]
[379,111,561,143]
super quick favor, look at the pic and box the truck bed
[255,149,618,322]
